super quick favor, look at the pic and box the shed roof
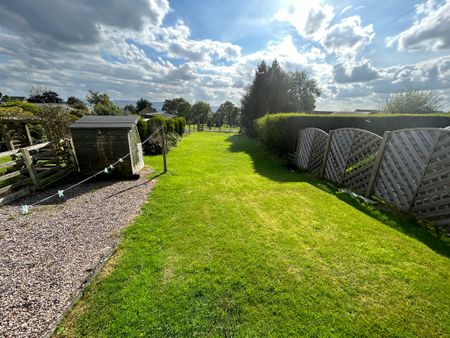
[70,115,139,129]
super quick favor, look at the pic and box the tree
[240,60,320,135]
[241,61,270,134]
[86,90,122,115]
[136,98,156,113]
[124,104,137,115]
[28,90,63,103]
[383,89,443,114]
[190,101,211,127]
[217,101,240,128]
[67,96,88,111]
[286,71,321,113]
[162,99,177,114]
[86,90,110,106]
[163,97,192,121]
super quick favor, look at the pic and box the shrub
[254,113,450,156]
[137,116,186,155]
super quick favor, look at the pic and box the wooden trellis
[323,129,354,184]
[371,129,441,211]
[342,129,382,195]
[409,129,450,227]
[295,126,450,228]
[295,128,328,175]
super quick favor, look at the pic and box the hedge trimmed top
[255,113,450,155]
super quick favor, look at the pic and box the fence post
[320,130,333,178]
[20,147,41,190]
[365,131,391,198]
[65,138,79,172]
[161,122,168,173]
[24,123,33,146]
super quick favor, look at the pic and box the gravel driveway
[0,170,155,337]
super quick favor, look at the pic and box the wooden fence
[0,139,78,205]
[295,127,450,229]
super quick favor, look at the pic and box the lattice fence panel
[373,129,441,211]
[410,129,450,228]
[324,129,354,184]
[342,129,382,195]
[295,128,328,175]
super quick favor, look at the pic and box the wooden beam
[24,123,33,146]
[21,147,41,189]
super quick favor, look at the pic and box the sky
[0,0,449,111]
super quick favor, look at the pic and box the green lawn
[58,133,450,337]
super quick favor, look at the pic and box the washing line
[20,125,163,215]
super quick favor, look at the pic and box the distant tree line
[241,59,321,135]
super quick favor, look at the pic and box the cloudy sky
[0,0,449,110]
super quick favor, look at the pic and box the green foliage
[136,98,155,113]
[137,116,186,154]
[28,90,63,103]
[67,96,88,111]
[86,90,109,106]
[1,100,39,114]
[190,101,211,125]
[35,105,74,141]
[383,89,444,114]
[123,104,137,115]
[163,97,192,121]
[216,101,240,128]
[241,60,320,135]
[255,113,450,155]
[58,133,450,337]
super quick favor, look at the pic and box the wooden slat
[0,170,21,181]
[0,160,19,169]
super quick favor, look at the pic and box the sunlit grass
[57,133,450,337]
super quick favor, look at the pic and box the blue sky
[0,0,449,110]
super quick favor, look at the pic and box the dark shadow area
[226,134,450,258]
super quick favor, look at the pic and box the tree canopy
[241,59,320,134]
[383,89,443,114]
[136,98,156,113]
[28,90,63,104]
[190,101,211,125]
[216,101,240,127]
[86,90,122,115]
[163,97,192,121]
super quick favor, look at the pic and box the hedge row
[254,113,450,155]
[137,116,186,154]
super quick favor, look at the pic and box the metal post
[161,122,167,173]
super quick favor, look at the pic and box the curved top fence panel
[372,128,442,211]
[323,128,355,184]
[410,129,450,228]
[295,128,328,176]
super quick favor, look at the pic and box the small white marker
[20,205,29,215]
[118,158,124,163]
[104,167,109,174]
[58,190,64,198]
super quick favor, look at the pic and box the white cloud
[333,60,379,83]
[274,1,374,61]
[387,0,450,51]
[322,16,374,59]
[273,0,335,40]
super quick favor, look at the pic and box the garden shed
[70,115,144,176]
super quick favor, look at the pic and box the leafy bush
[35,105,74,141]
[137,116,186,155]
[255,113,450,156]
[1,101,39,114]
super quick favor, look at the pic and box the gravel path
[0,170,155,337]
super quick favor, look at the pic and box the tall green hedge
[137,116,186,154]
[255,113,450,155]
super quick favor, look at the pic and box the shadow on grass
[227,134,450,258]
